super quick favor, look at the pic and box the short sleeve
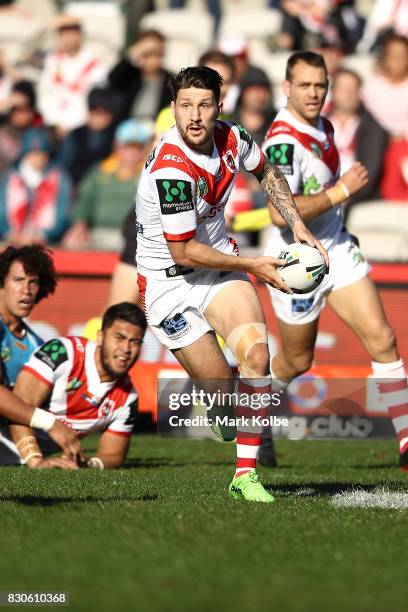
[153,169,197,241]
[262,134,302,195]
[235,124,265,175]
[22,337,72,387]
[106,391,138,437]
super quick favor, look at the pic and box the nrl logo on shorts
[197,177,208,198]
[223,149,237,173]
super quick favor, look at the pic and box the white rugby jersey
[22,337,137,437]
[136,121,265,277]
[262,108,342,249]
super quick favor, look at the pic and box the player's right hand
[340,162,369,197]
[48,419,84,466]
[30,457,79,470]
[251,257,293,294]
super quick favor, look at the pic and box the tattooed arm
[254,157,329,266]
[256,157,302,230]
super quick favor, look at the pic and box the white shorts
[265,229,371,325]
[138,268,250,350]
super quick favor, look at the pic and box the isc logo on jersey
[162,154,184,163]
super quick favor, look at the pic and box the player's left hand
[292,220,329,269]
[48,419,85,466]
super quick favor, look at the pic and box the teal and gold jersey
[0,318,43,387]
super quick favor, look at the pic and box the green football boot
[229,470,275,503]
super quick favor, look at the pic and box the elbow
[168,238,196,267]
[171,252,194,267]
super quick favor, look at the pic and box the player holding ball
[259,51,408,470]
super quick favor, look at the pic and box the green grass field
[0,435,407,612]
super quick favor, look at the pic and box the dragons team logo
[302,175,321,195]
[222,150,237,173]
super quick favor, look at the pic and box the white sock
[372,359,408,454]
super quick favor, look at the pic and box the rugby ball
[277,243,326,293]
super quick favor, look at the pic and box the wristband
[87,457,104,470]
[30,407,56,432]
[326,180,350,206]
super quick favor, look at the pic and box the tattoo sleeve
[256,158,301,229]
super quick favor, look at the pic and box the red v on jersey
[150,124,239,206]
[266,118,340,176]
[63,337,132,422]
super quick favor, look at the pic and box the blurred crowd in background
[0,0,407,259]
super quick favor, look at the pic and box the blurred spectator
[63,119,152,251]
[328,68,388,213]
[362,33,408,137]
[380,133,408,201]
[108,29,172,122]
[58,87,122,188]
[198,49,235,116]
[230,71,275,146]
[218,36,271,115]
[0,81,41,177]
[358,0,408,52]
[0,128,71,245]
[277,0,364,53]
[38,14,107,136]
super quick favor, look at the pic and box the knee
[284,350,314,377]
[243,343,270,377]
[366,324,396,356]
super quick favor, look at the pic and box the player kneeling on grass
[2,302,146,470]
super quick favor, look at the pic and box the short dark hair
[169,66,223,104]
[0,245,57,303]
[134,29,165,44]
[199,50,235,79]
[102,302,147,332]
[286,51,328,82]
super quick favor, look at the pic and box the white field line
[331,488,408,509]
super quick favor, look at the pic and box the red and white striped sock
[235,376,271,477]
[372,359,408,454]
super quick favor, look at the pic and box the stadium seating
[0,10,44,65]
[139,9,214,72]
[347,201,408,261]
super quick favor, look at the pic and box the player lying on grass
[136,65,328,503]
[259,51,408,470]
[1,302,146,469]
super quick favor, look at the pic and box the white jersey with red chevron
[136,121,265,277]
[23,337,137,437]
[262,107,342,250]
